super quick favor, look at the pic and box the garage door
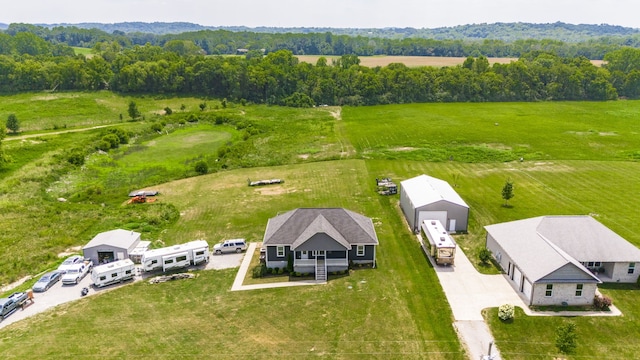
[513,267,522,290]
[417,211,447,230]
[522,278,532,298]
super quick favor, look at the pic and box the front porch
[294,250,349,281]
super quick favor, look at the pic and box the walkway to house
[230,242,325,291]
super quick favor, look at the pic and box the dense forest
[1,23,640,105]
[3,22,640,59]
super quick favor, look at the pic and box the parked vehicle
[57,255,84,274]
[61,263,91,285]
[32,271,62,292]
[92,259,136,288]
[141,240,209,272]
[214,239,247,254]
[0,292,27,319]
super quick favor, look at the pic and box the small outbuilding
[400,174,469,233]
[83,229,142,265]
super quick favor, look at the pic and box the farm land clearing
[294,55,605,68]
[0,93,639,358]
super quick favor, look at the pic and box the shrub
[67,149,86,166]
[593,294,612,310]
[96,140,111,152]
[102,133,120,149]
[479,248,492,264]
[187,113,199,123]
[277,268,284,275]
[498,304,515,321]
[150,123,163,132]
[194,160,208,175]
[252,265,266,278]
[164,107,173,115]
[555,322,577,354]
[266,267,273,275]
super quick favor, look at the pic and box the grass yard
[0,160,465,359]
[2,93,640,358]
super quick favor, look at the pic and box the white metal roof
[141,240,209,260]
[83,229,141,250]
[400,174,469,209]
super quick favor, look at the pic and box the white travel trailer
[141,240,210,272]
[420,219,456,265]
[92,259,136,287]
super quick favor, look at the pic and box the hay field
[296,55,604,68]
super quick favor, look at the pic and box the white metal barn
[400,174,469,233]
[83,229,142,265]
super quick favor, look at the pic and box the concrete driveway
[430,246,526,360]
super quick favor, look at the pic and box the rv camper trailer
[141,240,210,272]
[91,259,136,287]
[420,219,456,265]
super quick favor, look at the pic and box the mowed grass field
[1,94,640,358]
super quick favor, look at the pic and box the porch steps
[316,259,327,282]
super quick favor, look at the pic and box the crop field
[295,55,605,68]
[1,93,640,358]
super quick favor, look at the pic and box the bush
[67,149,86,166]
[556,322,577,354]
[96,140,111,152]
[252,265,266,278]
[150,123,163,132]
[498,304,515,321]
[164,107,173,115]
[593,294,612,310]
[194,160,208,175]
[187,113,199,123]
[277,268,284,275]
[266,267,273,275]
[479,248,492,264]
[102,133,120,149]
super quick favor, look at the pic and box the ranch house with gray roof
[262,208,379,281]
[485,216,640,306]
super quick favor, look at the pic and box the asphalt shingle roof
[485,215,640,283]
[262,208,379,247]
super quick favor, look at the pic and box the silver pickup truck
[0,292,27,320]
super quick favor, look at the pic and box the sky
[3,0,640,29]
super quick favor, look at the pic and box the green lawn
[2,95,640,358]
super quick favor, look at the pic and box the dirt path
[5,124,123,142]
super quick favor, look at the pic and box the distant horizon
[3,0,639,30]
[0,20,638,31]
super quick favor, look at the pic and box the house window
[545,284,553,297]
[594,262,601,267]
[357,245,365,256]
[629,262,636,274]
[575,284,583,297]
[276,246,285,257]
[587,261,594,267]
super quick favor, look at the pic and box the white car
[213,239,247,254]
[57,255,84,274]
[61,263,92,285]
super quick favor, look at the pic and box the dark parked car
[32,271,62,292]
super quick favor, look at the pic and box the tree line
[3,23,640,60]
[2,44,640,105]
